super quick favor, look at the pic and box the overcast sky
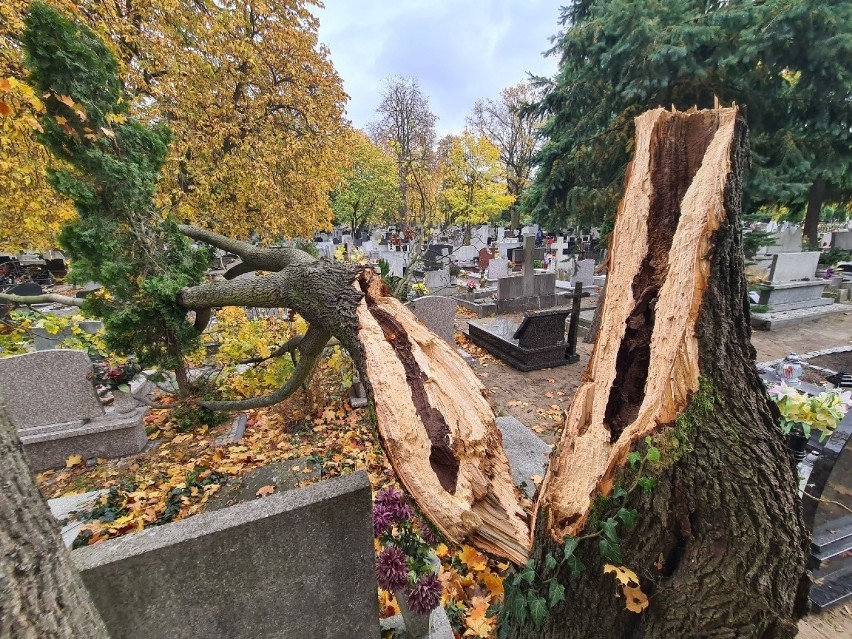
[316,1,562,136]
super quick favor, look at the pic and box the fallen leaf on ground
[255,485,276,498]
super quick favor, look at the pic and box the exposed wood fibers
[538,107,739,541]
[356,271,532,563]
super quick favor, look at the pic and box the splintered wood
[356,270,532,564]
[538,106,740,541]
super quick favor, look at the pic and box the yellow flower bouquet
[767,383,852,441]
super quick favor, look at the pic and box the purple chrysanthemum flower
[376,545,409,592]
[417,517,437,545]
[375,487,414,523]
[406,573,442,615]
[372,504,394,536]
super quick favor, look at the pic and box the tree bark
[0,407,110,638]
[176,243,532,563]
[505,107,809,638]
[804,178,825,251]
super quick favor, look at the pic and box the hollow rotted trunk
[506,107,809,638]
[178,258,532,564]
[355,270,532,563]
[0,407,110,638]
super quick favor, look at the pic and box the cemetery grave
[758,346,852,610]
[751,251,849,330]
[467,284,588,372]
[0,349,148,471]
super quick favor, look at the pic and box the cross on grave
[522,234,536,298]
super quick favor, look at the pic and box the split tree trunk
[0,407,109,638]
[176,236,533,564]
[506,107,809,638]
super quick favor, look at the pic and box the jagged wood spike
[357,271,532,564]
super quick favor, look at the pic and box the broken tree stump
[505,106,809,638]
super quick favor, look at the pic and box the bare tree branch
[0,293,85,308]
[239,335,303,365]
[198,325,330,410]
[224,262,259,280]
[193,307,212,332]
[178,224,317,271]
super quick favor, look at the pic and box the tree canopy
[1,0,348,246]
[524,0,851,238]
[439,130,514,236]
[370,76,438,228]
[468,82,542,229]
[21,2,208,387]
[331,129,401,234]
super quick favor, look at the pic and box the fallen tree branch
[0,293,84,308]
[178,224,317,271]
[193,307,212,332]
[238,335,304,365]
[198,325,330,410]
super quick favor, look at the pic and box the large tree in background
[369,76,438,228]
[18,2,208,393]
[438,130,514,242]
[1,0,347,243]
[525,0,851,241]
[331,129,401,235]
[468,82,542,230]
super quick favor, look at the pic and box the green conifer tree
[22,2,208,392]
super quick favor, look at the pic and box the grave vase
[394,552,440,639]
[785,424,809,464]
[394,591,431,639]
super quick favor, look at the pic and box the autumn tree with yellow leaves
[330,129,401,235]
[0,0,347,246]
[438,130,514,242]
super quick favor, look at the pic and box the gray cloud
[317,0,560,135]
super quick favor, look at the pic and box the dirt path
[751,311,852,362]
[456,307,852,635]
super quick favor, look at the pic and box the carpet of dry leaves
[36,348,512,638]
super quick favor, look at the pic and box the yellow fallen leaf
[435,543,450,558]
[604,564,640,587]
[256,485,276,498]
[459,545,487,572]
[65,454,83,468]
[531,474,543,486]
[463,601,495,637]
[623,584,649,613]
[482,570,504,597]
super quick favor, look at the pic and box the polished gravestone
[467,283,587,371]
[803,410,852,610]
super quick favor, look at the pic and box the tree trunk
[505,107,809,638]
[510,205,521,231]
[0,407,110,638]
[176,246,532,563]
[804,178,825,250]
